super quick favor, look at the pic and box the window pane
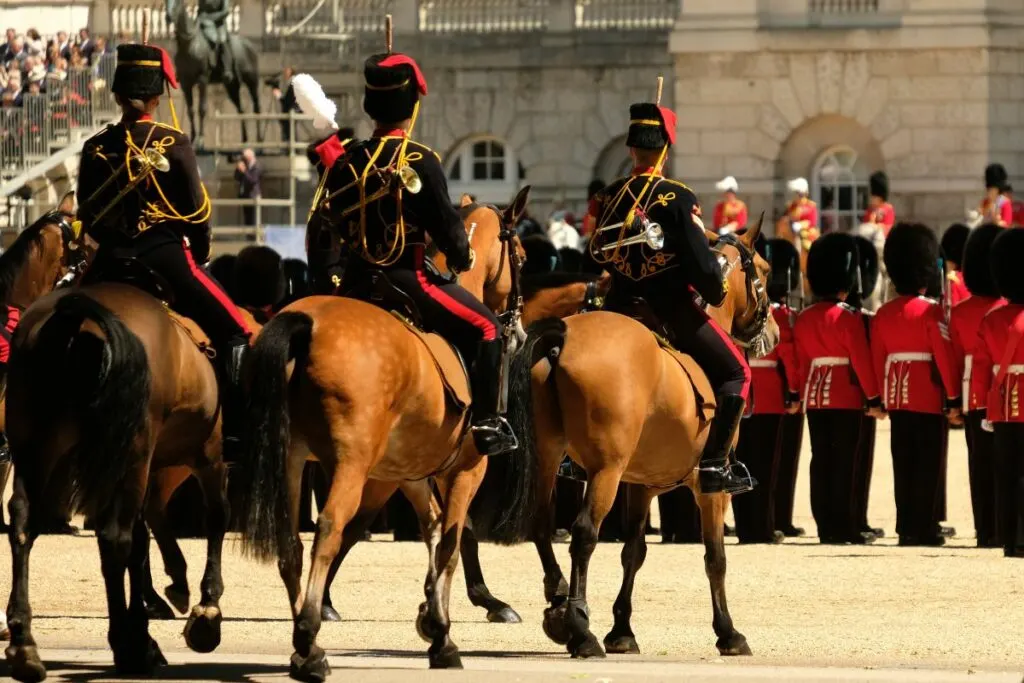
[491,162,505,180]
[489,141,504,158]
[449,157,461,181]
[519,162,527,180]
[473,161,489,180]
[838,185,854,211]
[473,141,487,158]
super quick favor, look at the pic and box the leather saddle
[87,256,176,305]
[606,296,675,345]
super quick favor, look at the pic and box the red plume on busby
[363,52,427,123]
[807,232,859,299]
[985,163,1008,190]
[961,223,1002,298]
[884,223,940,296]
[626,103,676,150]
[112,43,178,100]
[991,227,1024,304]
[869,171,889,201]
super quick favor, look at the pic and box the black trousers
[775,413,804,532]
[966,411,1001,546]
[993,423,1024,557]
[807,409,864,540]
[854,415,877,530]
[732,413,782,542]
[658,487,702,543]
[889,411,946,541]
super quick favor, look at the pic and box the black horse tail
[236,311,313,562]
[28,293,151,515]
[471,317,567,545]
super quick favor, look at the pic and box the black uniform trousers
[966,411,1001,547]
[854,415,877,532]
[889,411,947,542]
[993,423,1024,557]
[774,413,805,533]
[807,409,864,541]
[732,414,783,542]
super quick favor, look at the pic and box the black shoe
[697,394,753,494]
[847,531,877,545]
[899,535,945,547]
[862,526,885,538]
[739,530,785,545]
[724,524,736,537]
[699,461,757,495]
[939,525,956,538]
[780,526,806,538]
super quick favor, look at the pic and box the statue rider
[197,0,233,82]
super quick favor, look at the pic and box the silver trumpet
[600,217,665,252]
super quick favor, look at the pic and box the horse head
[711,213,780,358]
[165,0,180,27]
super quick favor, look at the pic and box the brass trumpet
[83,147,171,225]
[600,217,665,252]
[391,163,422,194]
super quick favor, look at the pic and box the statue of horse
[165,0,262,148]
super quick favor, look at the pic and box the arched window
[812,146,870,234]
[446,137,522,205]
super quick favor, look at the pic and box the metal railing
[418,0,549,33]
[575,0,677,30]
[111,3,242,40]
[809,0,880,13]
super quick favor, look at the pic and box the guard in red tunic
[872,223,961,546]
[785,177,819,250]
[977,164,1013,228]
[863,171,896,240]
[1005,184,1024,228]
[949,224,1006,548]
[794,233,883,545]
[732,237,801,544]
[971,227,1024,558]
[941,224,971,308]
[712,176,748,236]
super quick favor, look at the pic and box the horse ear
[58,191,76,216]
[740,212,765,248]
[459,194,474,209]
[503,185,531,226]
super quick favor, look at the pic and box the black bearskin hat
[807,232,859,298]
[209,254,238,301]
[521,235,560,276]
[112,43,178,101]
[940,223,970,268]
[869,171,889,201]
[626,103,677,150]
[280,258,312,308]
[985,163,1008,191]
[766,238,799,302]
[363,53,427,123]
[587,179,606,200]
[851,235,880,305]
[961,224,1002,298]
[884,223,941,296]
[992,227,1024,304]
[234,245,285,309]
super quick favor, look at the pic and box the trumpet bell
[600,221,665,252]
[143,147,171,173]
[398,164,422,194]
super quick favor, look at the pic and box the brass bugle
[88,148,171,225]
[397,164,422,194]
[601,221,665,252]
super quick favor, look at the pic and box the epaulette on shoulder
[407,139,441,162]
[658,177,694,193]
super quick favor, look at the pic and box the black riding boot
[219,337,249,464]
[470,339,518,457]
[698,393,756,495]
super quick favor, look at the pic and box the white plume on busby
[787,177,809,195]
[716,176,739,193]
[292,73,338,132]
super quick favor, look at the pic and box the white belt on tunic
[749,359,778,368]
[992,364,1024,374]
[884,352,934,409]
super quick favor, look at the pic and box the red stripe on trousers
[183,240,253,335]
[702,306,752,401]
[413,251,497,342]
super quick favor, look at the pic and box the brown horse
[4,249,256,681]
[234,188,530,681]
[473,221,778,659]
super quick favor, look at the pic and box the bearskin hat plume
[991,227,1024,304]
[961,224,1002,298]
[884,223,940,296]
[807,232,859,299]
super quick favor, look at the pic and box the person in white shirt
[547,210,581,251]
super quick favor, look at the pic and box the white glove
[982,419,994,433]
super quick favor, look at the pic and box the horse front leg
[5,472,45,683]
[226,82,246,144]
[695,489,751,656]
[604,483,655,655]
[183,86,197,143]
[460,516,521,623]
[183,462,229,654]
[197,83,208,150]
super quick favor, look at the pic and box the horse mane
[521,271,597,302]
[0,214,55,305]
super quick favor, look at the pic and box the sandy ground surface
[2,421,1024,682]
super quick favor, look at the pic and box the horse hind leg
[183,461,230,654]
[604,483,656,655]
[695,489,752,656]
[5,470,46,683]
[143,467,193,619]
[460,517,521,623]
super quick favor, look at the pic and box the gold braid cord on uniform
[124,124,211,235]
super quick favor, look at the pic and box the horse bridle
[712,233,772,356]
[475,204,524,329]
[39,209,88,291]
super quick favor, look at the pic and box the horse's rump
[654,338,717,423]
[389,311,470,412]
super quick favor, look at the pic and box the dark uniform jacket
[587,172,725,307]
[77,117,212,262]
[323,133,470,272]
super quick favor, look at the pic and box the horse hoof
[114,637,167,675]
[428,643,463,670]
[321,605,342,622]
[289,646,330,683]
[716,632,752,656]
[415,602,432,644]
[603,632,640,655]
[486,606,522,624]
[569,634,606,659]
[542,605,571,645]
[144,595,177,621]
[184,605,222,654]
[5,644,47,683]
[164,585,191,615]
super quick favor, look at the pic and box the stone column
[89,0,113,37]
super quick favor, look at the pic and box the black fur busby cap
[985,163,1008,190]
[766,237,799,302]
[587,179,606,200]
[234,245,285,309]
[961,223,1002,298]
[884,223,941,296]
[940,223,970,268]
[363,53,427,124]
[852,235,880,301]
[869,171,889,201]
[521,235,561,276]
[626,103,677,150]
[112,43,178,101]
[992,227,1024,304]
[807,232,859,298]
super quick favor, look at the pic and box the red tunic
[861,203,896,239]
[712,198,748,234]
[979,194,1013,227]
[794,301,879,410]
[971,303,1024,423]
[750,303,801,414]
[871,295,960,414]
[1013,199,1024,228]
[946,270,970,308]
[949,295,1006,413]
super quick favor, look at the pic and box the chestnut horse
[4,243,256,682]
[475,220,778,659]
[235,188,530,681]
